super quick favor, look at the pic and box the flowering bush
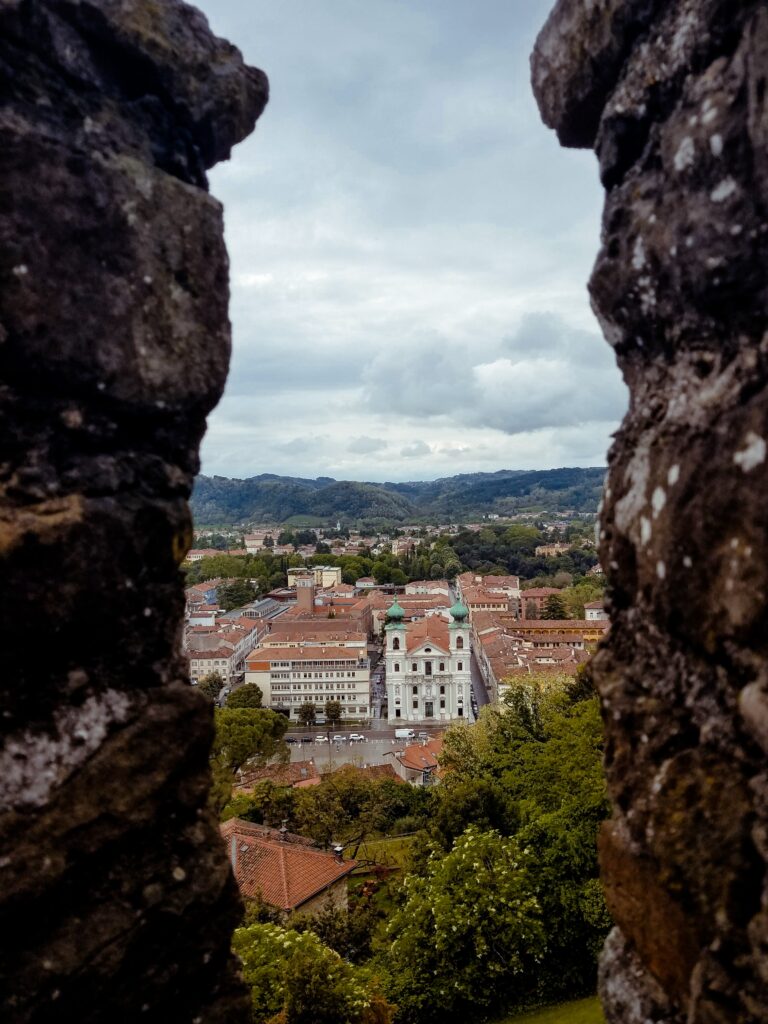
[383,826,545,1022]
[233,922,393,1024]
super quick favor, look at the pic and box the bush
[233,922,393,1024]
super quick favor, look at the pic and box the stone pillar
[0,2,266,1020]
[532,3,768,1022]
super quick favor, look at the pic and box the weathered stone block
[0,2,267,1020]
[533,2,768,1020]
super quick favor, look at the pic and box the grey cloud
[361,312,626,436]
[400,441,432,458]
[347,436,388,454]
[277,436,329,455]
[362,334,474,416]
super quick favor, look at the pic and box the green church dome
[449,600,468,621]
[386,599,405,621]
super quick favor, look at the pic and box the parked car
[315,735,328,743]
[332,734,347,743]
[417,731,429,739]
[349,733,366,742]
[300,736,312,743]
[285,736,298,744]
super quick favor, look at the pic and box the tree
[197,672,224,701]
[325,700,343,727]
[542,593,568,619]
[233,922,394,1024]
[562,580,604,619]
[218,578,256,611]
[263,534,275,547]
[434,683,611,1007]
[213,708,289,771]
[298,702,317,728]
[226,683,263,708]
[371,560,392,584]
[383,827,545,1023]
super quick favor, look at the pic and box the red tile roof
[397,737,443,773]
[247,645,366,665]
[405,617,451,653]
[221,818,356,910]
[236,760,320,789]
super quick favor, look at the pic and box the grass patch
[349,835,414,869]
[499,996,604,1024]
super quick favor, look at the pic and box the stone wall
[0,2,266,1020]
[532,3,768,1021]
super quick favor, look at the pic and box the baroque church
[384,598,471,724]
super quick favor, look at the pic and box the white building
[404,579,451,597]
[584,601,609,621]
[384,599,471,724]
[287,565,343,589]
[244,645,371,721]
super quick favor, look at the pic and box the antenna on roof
[279,819,289,840]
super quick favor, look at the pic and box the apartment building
[244,645,371,720]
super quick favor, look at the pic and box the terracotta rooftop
[236,760,320,790]
[221,818,356,910]
[247,645,367,664]
[404,617,451,653]
[397,737,443,773]
[462,587,510,603]
[267,627,366,644]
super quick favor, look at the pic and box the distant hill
[191,467,606,526]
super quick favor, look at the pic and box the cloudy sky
[194,0,627,482]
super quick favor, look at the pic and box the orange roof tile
[404,618,451,653]
[247,646,366,665]
[397,737,443,773]
[221,819,356,910]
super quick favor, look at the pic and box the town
[183,516,607,736]
[179,512,610,1021]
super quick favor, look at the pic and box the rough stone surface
[0,2,267,1020]
[533,3,768,1022]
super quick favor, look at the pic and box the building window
[412,685,418,695]
[425,661,432,676]
[439,662,445,672]
[394,662,400,672]
[457,661,463,671]
[456,635,464,650]
[412,700,418,709]
[440,685,445,695]
[412,663,417,672]
[392,637,400,650]
[458,707,464,717]
[440,699,446,709]
[395,709,401,718]
[424,647,431,653]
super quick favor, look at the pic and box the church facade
[384,599,472,724]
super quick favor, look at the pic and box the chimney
[333,844,344,862]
